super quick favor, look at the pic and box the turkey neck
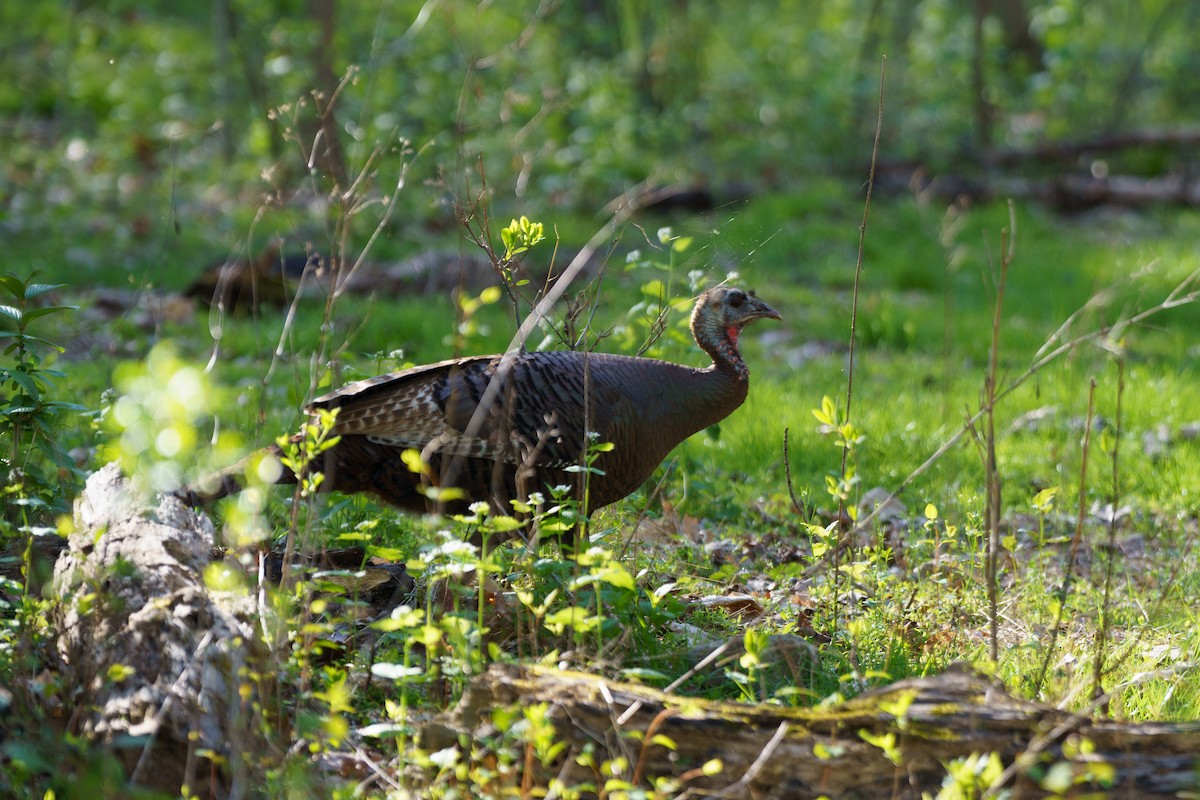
[646,310,753,433]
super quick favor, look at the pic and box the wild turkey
[182,287,779,515]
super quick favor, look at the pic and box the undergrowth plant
[0,277,136,798]
[0,273,86,530]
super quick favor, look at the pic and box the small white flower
[429,746,460,768]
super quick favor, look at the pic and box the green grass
[6,187,1200,797]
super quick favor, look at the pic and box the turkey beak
[745,296,781,323]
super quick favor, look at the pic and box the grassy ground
[5,182,1200,794]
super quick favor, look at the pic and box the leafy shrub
[0,273,85,531]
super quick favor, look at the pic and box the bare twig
[984,201,1015,665]
[718,720,790,797]
[1094,355,1124,711]
[832,55,885,632]
[1033,378,1097,697]
[783,428,808,518]
[615,638,735,726]
[436,195,639,507]
[843,54,885,475]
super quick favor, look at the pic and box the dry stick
[718,720,791,797]
[438,198,639,500]
[630,706,681,786]
[614,638,736,726]
[1033,378,1098,698]
[783,428,808,517]
[832,55,885,635]
[284,107,407,590]
[1093,355,1124,711]
[845,54,886,431]
[806,266,1200,576]
[984,202,1016,665]
[330,137,418,303]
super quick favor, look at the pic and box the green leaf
[21,305,78,322]
[486,515,525,533]
[0,275,26,298]
[619,667,670,683]
[1031,487,1058,511]
[7,334,65,353]
[649,733,677,750]
[595,563,635,590]
[543,606,597,635]
[23,283,67,300]
[640,279,666,298]
[6,370,40,401]
[0,305,22,324]
[3,404,37,415]
[812,403,834,427]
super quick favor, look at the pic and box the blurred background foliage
[3,0,1198,286]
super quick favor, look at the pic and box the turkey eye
[729,292,745,308]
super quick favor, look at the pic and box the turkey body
[312,349,748,512]
[185,287,779,514]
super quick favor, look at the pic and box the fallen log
[51,464,261,796]
[986,128,1200,168]
[1037,173,1200,213]
[874,165,1200,212]
[426,662,1200,798]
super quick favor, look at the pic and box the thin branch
[783,428,808,518]
[436,196,639,504]
[844,55,886,436]
[1033,378,1097,697]
[1094,355,1124,711]
[984,201,1015,665]
[832,54,885,632]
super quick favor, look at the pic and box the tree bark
[990,0,1044,69]
[307,0,349,189]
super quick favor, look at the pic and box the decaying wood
[426,662,1200,799]
[1041,173,1200,212]
[52,463,261,796]
[46,464,416,796]
[986,128,1200,167]
[878,164,1200,212]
